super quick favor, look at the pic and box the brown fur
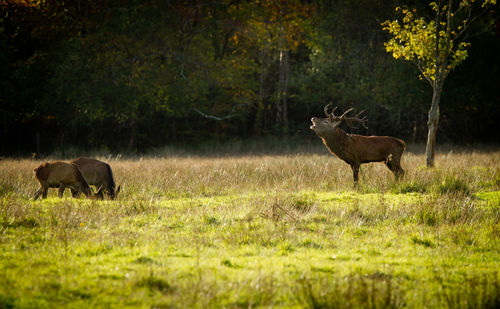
[33,161,94,199]
[311,116,406,185]
[69,157,119,200]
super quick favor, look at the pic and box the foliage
[382,1,496,86]
[0,0,499,154]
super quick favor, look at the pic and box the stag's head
[310,104,368,136]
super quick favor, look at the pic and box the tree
[382,0,496,167]
[227,0,314,136]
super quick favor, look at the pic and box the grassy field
[0,144,499,308]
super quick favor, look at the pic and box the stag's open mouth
[310,118,316,130]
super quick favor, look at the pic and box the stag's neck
[321,127,352,162]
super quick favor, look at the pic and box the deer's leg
[96,187,104,200]
[42,186,48,199]
[390,153,405,179]
[34,187,42,200]
[70,188,79,198]
[351,164,360,186]
[385,160,395,174]
[396,155,405,178]
[58,186,65,198]
[396,165,405,179]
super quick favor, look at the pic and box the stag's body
[311,105,405,185]
[33,161,94,199]
[69,157,119,200]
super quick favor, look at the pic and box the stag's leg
[351,164,360,187]
[41,186,48,199]
[393,151,405,179]
[395,165,405,179]
[78,185,91,198]
[70,188,79,198]
[385,160,395,174]
[386,153,405,180]
[35,181,49,199]
[58,186,66,198]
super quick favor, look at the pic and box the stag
[68,157,120,200]
[310,104,406,186]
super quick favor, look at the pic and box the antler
[323,104,338,118]
[323,104,331,117]
[322,104,368,129]
[325,106,353,121]
[338,107,354,119]
[343,110,369,129]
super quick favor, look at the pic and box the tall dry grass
[2,145,498,199]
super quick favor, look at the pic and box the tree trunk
[253,55,266,137]
[281,49,289,135]
[126,120,136,153]
[275,49,283,132]
[253,101,264,137]
[426,85,441,167]
[276,48,289,135]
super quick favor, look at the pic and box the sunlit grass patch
[474,190,500,207]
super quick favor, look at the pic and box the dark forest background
[1,0,499,155]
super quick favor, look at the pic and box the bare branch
[193,105,237,121]
[452,5,491,43]
[434,0,441,85]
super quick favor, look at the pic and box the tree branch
[193,105,237,121]
[413,59,433,86]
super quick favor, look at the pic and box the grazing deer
[69,157,120,200]
[33,161,102,199]
[310,104,406,186]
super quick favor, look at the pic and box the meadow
[0,143,499,308]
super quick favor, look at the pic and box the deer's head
[310,104,368,136]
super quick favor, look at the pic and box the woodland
[1,0,499,155]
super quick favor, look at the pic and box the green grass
[0,147,499,308]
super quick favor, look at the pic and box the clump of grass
[259,196,302,223]
[410,235,435,248]
[435,271,500,308]
[392,179,428,193]
[295,273,404,308]
[136,274,171,293]
[135,256,156,264]
[220,259,241,268]
[204,216,220,226]
[415,203,438,226]
[0,294,15,309]
[436,176,470,195]
[290,192,317,212]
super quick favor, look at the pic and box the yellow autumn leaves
[381,1,493,84]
